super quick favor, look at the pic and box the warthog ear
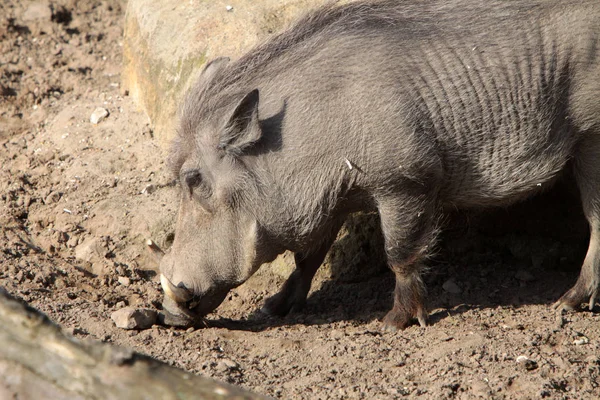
[219,89,261,154]
[201,57,230,83]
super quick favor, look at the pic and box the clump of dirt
[1,1,599,399]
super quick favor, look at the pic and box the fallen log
[0,288,268,400]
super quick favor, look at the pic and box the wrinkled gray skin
[159,0,600,330]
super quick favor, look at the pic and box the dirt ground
[1,1,600,399]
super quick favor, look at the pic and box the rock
[22,2,52,22]
[111,308,157,330]
[17,195,32,208]
[516,355,529,363]
[141,183,156,195]
[516,355,538,371]
[329,329,344,340]
[573,336,589,346]
[470,380,492,398]
[53,230,68,244]
[215,361,228,373]
[74,237,108,262]
[37,235,56,254]
[44,191,61,204]
[66,235,79,248]
[522,360,538,371]
[54,278,66,289]
[118,277,131,286]
[36,149,55,164]
[91,260,113,277]
[442,279,462,294]
[90,108,109,124]
[216,358,239,372]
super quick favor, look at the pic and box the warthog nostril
[160,274,194,303]
[146,239,165,264]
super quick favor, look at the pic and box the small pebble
[442,279,462,294]
[67,235,79,248]
[516,355,537,371]
[90,107,109,124]
[216,358,238,372]
[573,337,589,346]
[516,355,529,363]
[554,311,565,330]
[23,2,52,21]
[111,308,157,330]
[141,184,156,195]
[44,191,61,204]
[225,5,233,11]
[118,276,131,286]
[329,329,344,340]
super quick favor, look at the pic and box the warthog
[156,0,600,330]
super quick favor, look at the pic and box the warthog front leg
[262,223,343,317]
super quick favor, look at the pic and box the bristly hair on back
[170,0,481,175]
[182,0,542,118]
[172,0,407,174]
[202,0,421,100]
[170,0,562,176]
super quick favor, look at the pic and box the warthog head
[158,58,281,326]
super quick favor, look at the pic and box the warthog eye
[185,171,202,189]
[183,170,212,200]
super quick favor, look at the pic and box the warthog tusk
[146,239,165,263]
[160,274,193,303]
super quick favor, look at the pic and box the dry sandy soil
[1,1,600,399]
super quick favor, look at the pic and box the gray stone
[22,2,52,22]
[44,191,61,204]
[66,234,79,248]
[117,276,131,286]
[90,108,109,124]
[442,279,462,294]
[140,184,156,195]
[216,358,239,372]
[111,308,157,330]
[74,237,107,262]
[573,336,589,346]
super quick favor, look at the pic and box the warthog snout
[160,273,194,303]
[148,239,230,327]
